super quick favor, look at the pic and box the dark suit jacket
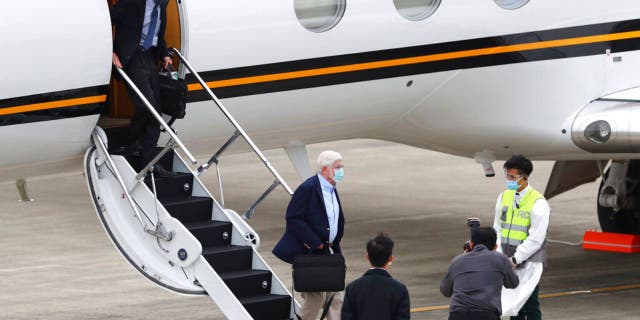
[273,175,345,264]
[342,269,411,320]
[110,0,169,68]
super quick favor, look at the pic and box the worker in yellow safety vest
[493,155,550,320]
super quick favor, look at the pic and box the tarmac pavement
[1,139,639,319]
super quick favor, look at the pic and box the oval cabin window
[393,0,441,21]
[294,0,346,33]
[494,0,529,10]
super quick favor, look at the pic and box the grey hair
[316,150,342,173]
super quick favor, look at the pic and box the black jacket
[273,175,345,263]
[342,269,410,320]
[110,0,169,68]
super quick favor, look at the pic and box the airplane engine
[571,99,640,153]
[571,99,640,233]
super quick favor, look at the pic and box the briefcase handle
[309,244,334,255]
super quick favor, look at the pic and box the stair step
[154,148,175,171]
[104,126,132,152]
[162,196,212,223]
[220,270,272,298]
[145,172,193,200]
[184,220,233,247]
[203,245,252,273]
[111,147,175,172]
[240,294,291,320]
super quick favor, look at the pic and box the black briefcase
[158,66,187,119]
[292,253,346,292]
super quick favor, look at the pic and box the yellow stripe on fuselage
[0,95,107,116]
[187,30,640,91]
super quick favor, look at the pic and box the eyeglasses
[505,172,522,180]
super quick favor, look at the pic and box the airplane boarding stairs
[85,129,295,319]
[84,51,298,319]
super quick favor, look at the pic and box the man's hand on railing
[112,52,123,69]
[163,56,172,70]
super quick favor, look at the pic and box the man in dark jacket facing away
[441,227,520,320]
[341,233,410,320]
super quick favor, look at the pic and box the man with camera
[494,155,550,319]
[441,227,519,320]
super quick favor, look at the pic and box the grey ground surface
[1,139,639,319]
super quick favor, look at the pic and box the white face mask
[333,167,344,182]
[505,173,523,190]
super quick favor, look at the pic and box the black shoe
[153,164,177,178]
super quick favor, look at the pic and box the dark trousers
[450,310,500,320]
[511,284,541,320]
[124,48,161,167]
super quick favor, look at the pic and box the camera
[467,217,480,229]
[463,218,481,252]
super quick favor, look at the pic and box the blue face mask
[506,180,519,190]
[333,168,344,182]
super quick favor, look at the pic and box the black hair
[367,233,394,267]
[471,227,497,249]
[503,154,533,176]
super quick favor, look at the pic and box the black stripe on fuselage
[185,18,640,102]
[2,19,640,127]
[0,85,108,126]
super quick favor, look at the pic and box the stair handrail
[170,48,294,196]
[114,66,198,166]
[92,129,171,241]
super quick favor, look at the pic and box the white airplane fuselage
[2,0,640,181]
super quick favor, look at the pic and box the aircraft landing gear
[597,160,640,234]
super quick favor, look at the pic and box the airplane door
[106,0,185,119]
[604,21,640,95]
[605,49,640,95]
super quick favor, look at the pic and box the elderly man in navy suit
[273,150,346,320]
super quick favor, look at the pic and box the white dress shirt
[139,0,161,47]
[318,174,339,243]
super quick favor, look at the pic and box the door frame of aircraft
[106,0,184,119]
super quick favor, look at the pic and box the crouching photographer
[441,225,519,320]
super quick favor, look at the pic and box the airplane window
[494,0,529,10]
[393,0,441,21]
[294,0,346,33]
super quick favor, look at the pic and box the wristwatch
[511,256,518,265]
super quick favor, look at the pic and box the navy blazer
[110,0,169,68]
[342,269,411,320]
[273,175,345,264]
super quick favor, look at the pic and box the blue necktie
[143,0,160,50]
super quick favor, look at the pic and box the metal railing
[170,48,293,219]
[105,66,201,240]
[115,67,198,184]
[92,129,172,241]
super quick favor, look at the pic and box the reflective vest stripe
[501,223,529,233]
[504,239,523,246]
